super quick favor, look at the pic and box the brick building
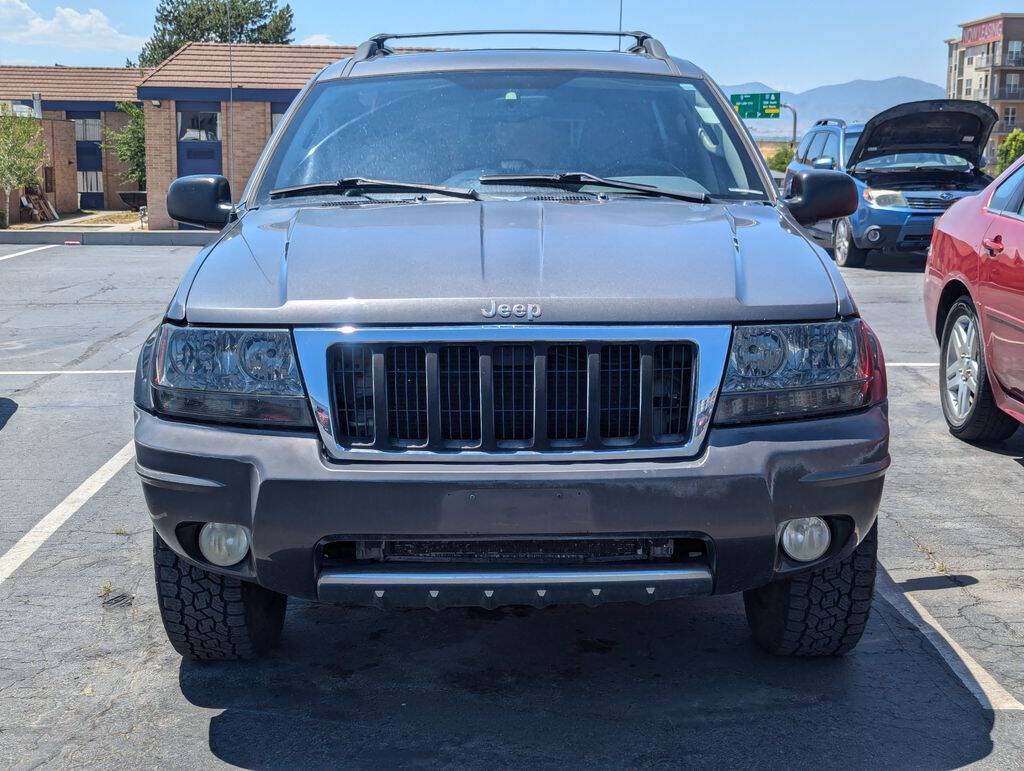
[137,43,356,229]
[1,116,76,227]
[0,66,146,215]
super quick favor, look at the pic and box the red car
[925,156,1024,441]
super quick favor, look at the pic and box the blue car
[785,100,996,267]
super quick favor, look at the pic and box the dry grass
[80,211,140,225]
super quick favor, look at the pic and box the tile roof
[138,42,359,90]
[0,66,148,102]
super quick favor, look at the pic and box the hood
[181,199,848,325]
[847,99,997,170]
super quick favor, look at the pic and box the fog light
[198,522,250,567]
[866,227,882,243]
[781,517,831,562]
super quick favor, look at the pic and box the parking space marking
[0,245,58,263]
[887,362,938,367]
[0,370,135,375]
[0,441,135,586]
[876,571,1024,711]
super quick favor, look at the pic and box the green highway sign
[730,92,782,119]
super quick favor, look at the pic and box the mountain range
[722,77,945,139]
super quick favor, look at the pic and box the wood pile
[19,191,58,223]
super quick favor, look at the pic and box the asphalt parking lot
[1,243,1023,768]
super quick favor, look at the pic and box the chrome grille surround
[294,325,732,463]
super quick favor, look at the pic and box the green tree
[997,129,1024,174]
[137,0,294,67]
[0,106,47,229]
[102,102,147,190]
[766,144,795,173]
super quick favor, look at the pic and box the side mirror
[785,169,858,227]
[166,174,233,229]
[812,156,836,170]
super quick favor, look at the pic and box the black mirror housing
[166,175,233,229]
[785,169,858,227]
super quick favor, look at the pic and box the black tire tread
[153,530,286,660]
[744,524,877,657]
[940,299,1020,443]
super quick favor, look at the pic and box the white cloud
[298,33,339,46]
[0,0,144,51]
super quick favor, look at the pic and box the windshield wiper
[478,172,710,203]
[270,177,480,201]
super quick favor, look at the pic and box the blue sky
[0,0,1008,91]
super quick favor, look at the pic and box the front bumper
[852,206,937,252]
[135,404,888,606]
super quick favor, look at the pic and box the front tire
[153,530,287,660]
[833,218,868,268]
[939,298,1019,442]
[744,524,877,656]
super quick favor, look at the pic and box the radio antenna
[617,0,623,51]
[227,0,235,189]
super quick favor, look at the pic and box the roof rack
[813,118,847,128]
[349,29,672,64]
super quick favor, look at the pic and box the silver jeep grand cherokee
[134,31,888,660]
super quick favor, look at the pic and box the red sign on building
[962,18,1004,46]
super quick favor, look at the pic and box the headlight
[714,319,885,425]
[863,188,907,208]
[150,324,313,427]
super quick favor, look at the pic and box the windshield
[859,151,972,171]
[253,71,768,203]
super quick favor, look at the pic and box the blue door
[176,102,223,176]
[68,111,104,209]
[175,102,223,229]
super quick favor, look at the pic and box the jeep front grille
[330,340,694,453]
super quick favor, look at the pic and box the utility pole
[782,103,797,147]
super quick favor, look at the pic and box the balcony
[993,121,1019,135]
[977,51,1024,69]
[992,87,1024,101]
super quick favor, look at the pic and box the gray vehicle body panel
[182,200,850,325]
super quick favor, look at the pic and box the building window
[271,111,285,132]
[964,79,972,96]
[77,170,103,193]
[1005,107,1017,130]
[74,118,101,141]
[177,110,220,141]
[43,167,55,193]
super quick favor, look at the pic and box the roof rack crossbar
[350,29,668,65]
[813,118,847,128]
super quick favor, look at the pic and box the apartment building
[947,13,1024,161]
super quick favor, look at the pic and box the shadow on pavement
[179,565,995,768]
[0,398,17,431]
[899,574,979,591]
[860,251,928,273]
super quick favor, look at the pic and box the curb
[0,230,216,246]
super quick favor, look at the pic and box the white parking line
[876,571,1024,711]
[0,245,58,263]
[0,370,135,375]
[888,362,939,367]
[0,441,135,586]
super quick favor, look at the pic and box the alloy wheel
[944,313,980,422]
[834,220,849,262]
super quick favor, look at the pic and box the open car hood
[846,99,998,170]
